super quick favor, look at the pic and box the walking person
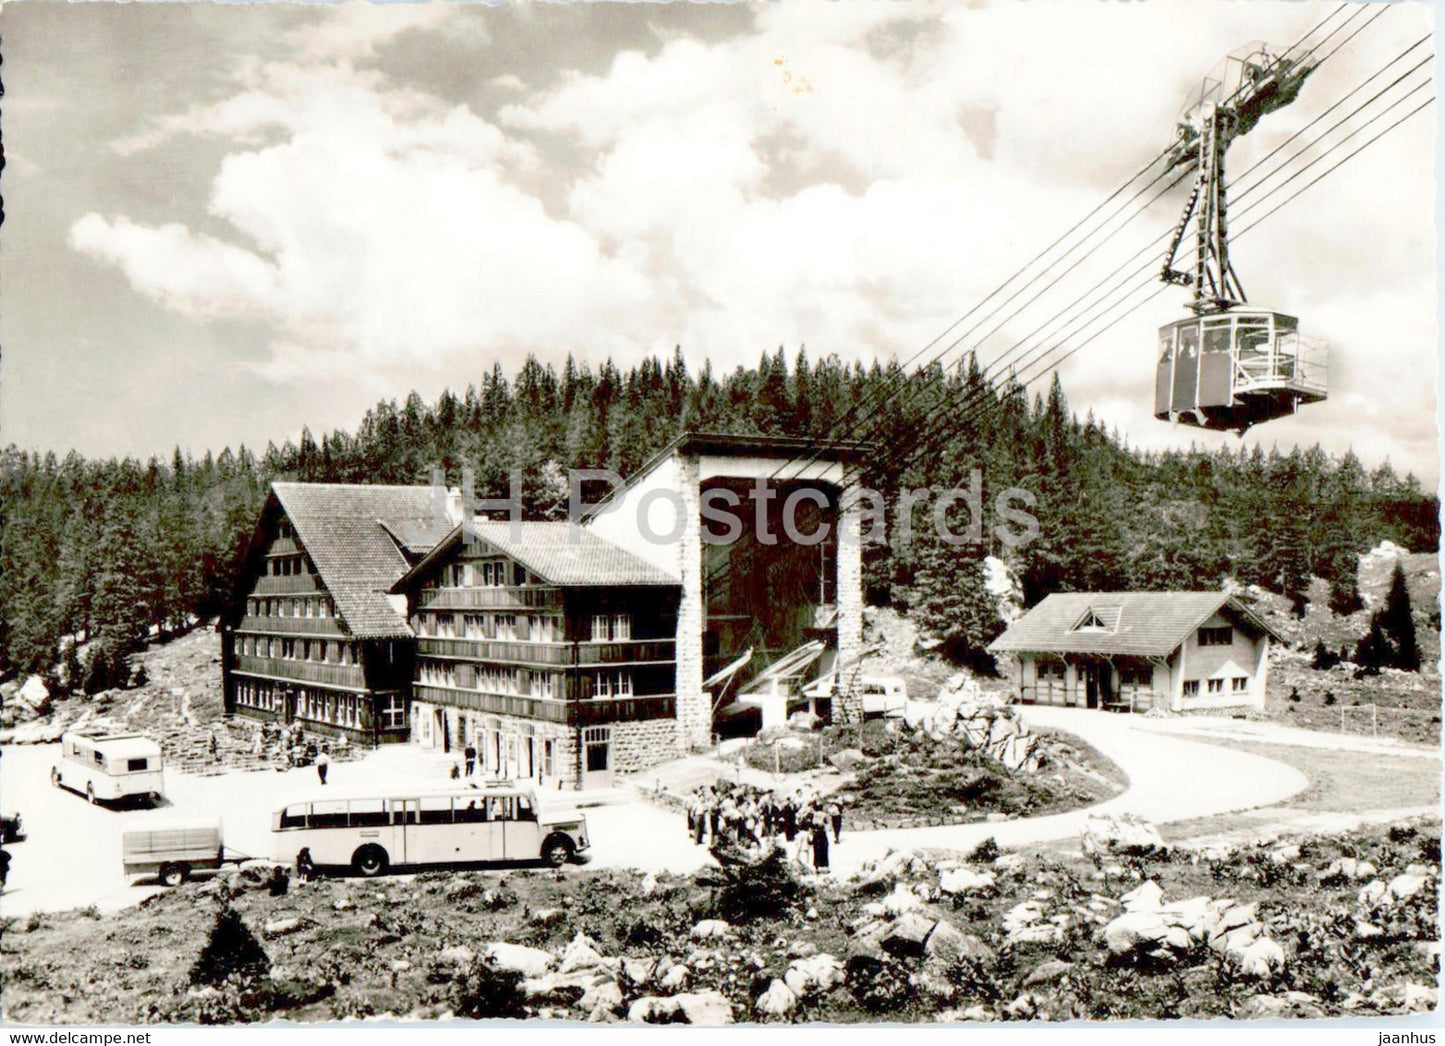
[315,749,329,786]
[827,798,843,843]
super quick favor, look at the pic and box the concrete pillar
[834,491,864,723]
[673,453,710,750]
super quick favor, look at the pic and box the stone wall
[834,494,865,723]
[610,717,679,776]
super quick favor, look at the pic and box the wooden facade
[393,524,681,790]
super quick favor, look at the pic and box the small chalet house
[389,521,682,790]
[988,591,1281,713]
[220,482,451,744]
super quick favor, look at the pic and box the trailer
[122,821,226,886]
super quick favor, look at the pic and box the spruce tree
[1382,561,1421,671]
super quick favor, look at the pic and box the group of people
[685,783,845,873]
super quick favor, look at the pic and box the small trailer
[122,821,228,886]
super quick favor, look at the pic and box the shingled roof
[988,591,1280,658]
[393,520,679,592]
[272,482,447,639]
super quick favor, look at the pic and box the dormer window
[1071,608,1116,633]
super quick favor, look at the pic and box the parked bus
[51,731,165,806]
[123,821,224,886]
[270,785,589,876]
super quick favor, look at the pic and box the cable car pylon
[1156,42,1329,434]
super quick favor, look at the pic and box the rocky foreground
[3,813,1438,1025]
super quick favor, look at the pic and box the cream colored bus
[51,731,165,806]
[270,785,589,876]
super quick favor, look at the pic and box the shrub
[1323,690,1337,707]
[447,958,529,1020]
[967,837,1001,864]
[697,841,810,924]
[845,954,913,1014]
[190,907,271,988]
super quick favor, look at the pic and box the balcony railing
[232,655,367,692]
[251,574,326,596]
[416,587,562,611]
[415,637,675,667]
[412,684,675,725]
[236,616,347,638]
[263,537,301,556]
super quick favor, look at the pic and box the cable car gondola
[1155,42,1329,434]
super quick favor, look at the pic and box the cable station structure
[761,3,1429,492]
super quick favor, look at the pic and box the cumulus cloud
[69,0,1436,477]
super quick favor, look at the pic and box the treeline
[1,349,1437,684]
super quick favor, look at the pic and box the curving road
[0,708,1314,914]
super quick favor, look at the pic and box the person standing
[783,796,798,844]
[295,847,315,883]
[464,744,476,778]
[827,798,843,843]
[315,749,329,786]
[811,821,830,874]
[0,846,10,890]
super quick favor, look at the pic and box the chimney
[446,487,465,525]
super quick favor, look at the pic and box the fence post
[1340,706,1345,734]
[1372,704,1378,736]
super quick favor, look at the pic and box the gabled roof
[271,482,447,639]
[988,591,1282,658]
[392,520,680,592]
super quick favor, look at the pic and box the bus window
[515,796,537,822]
[349,798,389,828]
[488,796,514,821]
[127,758,149,773]
[311,800,349,830]
[280,804,308,830]
[418,796,454,825]
[455,799,486,824]
[388,799,418,826]
[93,749,105,767]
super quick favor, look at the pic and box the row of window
[240,635,358,665]
[266,554,310,577]
[420,710,562,781]
[416,659,634,699]
[1035,664,1153,686]
[1197,626,1234,647]
[434,561,529,589]
[1182,677,1250,696]
[418,612,564,643]
[233,680,406,730]
[247,596,335,619]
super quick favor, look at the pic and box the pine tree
[1381,561,1421,671]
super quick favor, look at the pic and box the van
[51,731,165,806]
[857,676,908,718]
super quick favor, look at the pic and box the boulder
[881,911,937,958]
[923,919,993,967]
[1002,901,1046,934]
[1022,960,1074,987]
[623,990,734,1025]
[1233,937,1286,978]
[1101,911,1170,956]
[829,748,866,772]
[1386,873,1430,903]
[1120,880,1164,913]
[658,963,690,991]
[783,953,845,996]
[1357,879,1389,908]
[559,932,612,976]
[578,980,623,1015]
[437,945,476,967]
[1080,813,1164,858]
[263,917,302,938]
[485,942,557,977]
[620,956,659,986]
[1237,993,1324,1019]
[756,979,798,1017]
[690,919,733,940]
[881,882,923,916]
[939,868,997,895]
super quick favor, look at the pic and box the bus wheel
[86,784,97,805]
[159,863,188,887]
[541,836,574,868]
[352,845,389,877]
[50,768,61,789]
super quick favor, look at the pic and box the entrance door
[582,726,612,789]
[1083,664,1100,709]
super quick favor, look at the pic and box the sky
[0,0,1437,485]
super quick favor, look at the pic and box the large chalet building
[220,432,867,789]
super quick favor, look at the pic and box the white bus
[51,731,165,806]
[270,785,589,876]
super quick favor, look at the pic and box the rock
[1268,844,1302,865]
[578,980,623,1015]
[1237,992,1323,1019]
[1357,879,1389,908]
[263,917,302,938]
[881,882,922,915]
[1022,960,1074,987]
[1101,911,1170,956]
[437,945,476,966]
[783,953,845,996]
[559,932,611,975]
[690,919,732,940]
[879,911,935,958]
[624,990,734,1025]
[829,748,866,772]
[530,907,563,926]
[786,940,819,960]
[1081,813,1164,858]
[1120,880,1164,913]
[939,868,997,895]
[658,963,690,991]
[1386,873,1429,903]
[640,872,659,897]
[484,942,556,977]
[756,979,798,1017]
[1404,983,1438,1012]
[924,919,993,966]
[620,956,658,985]
[1002,901,1045,933]
[1233,937,1286,978]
